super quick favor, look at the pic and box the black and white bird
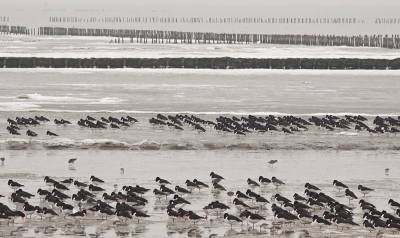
[255,195,270,207]
[23,202,36,217]
[160,185,175,196]
[153,189,167,200]
[212,183,226,191]
[245,211,266,229]
[247,178,260,190]
[274,211,299,224]
[53,182,69,192]
[293,193,308,203]
[73,181,87,189]
[156,177,171,186]
[358,185,374,196]
[271,176,285,188]
[312,215,331,229]
[88,184,105,195]
[167,208,182,223]
[345,189,358,204]
[185,180,200,191]
[90,176,105,185]
[388,199,400,212]
[46,131,58,139]
[56,202,74,217]
[235,191,251,202]
[8,180,24,191]
[185,211,205,225]
[193,179,209,190]
[224,213,242,229]
[333,180,348,192]
[332,216,359,231]
[59,178,74,187]
[304,183,321,193]
[43,207,59,220]
[307,198,324,210]
[210,172,224,184]
[233,198,251,212]
[363,220,375,233]
[26,130,38,138]
[258,176,271,186]
[175,186,191,196]
[69,210,87,223]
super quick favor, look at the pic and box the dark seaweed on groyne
[1,57,400,69]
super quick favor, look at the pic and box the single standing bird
[46,131,58,139]
[268,160,278,167]
[358,185,374,196]
[26,130,38,139]
[345,189,358,204]
[68,158,77,166]
[271,176,285,189]
[385,168,389,175]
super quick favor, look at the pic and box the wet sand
[0,150,399,237]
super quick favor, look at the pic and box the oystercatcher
[224,213,242,229]
[345,189,358,204]
[69,210,87,223]
[156,177,171,186]
[185,211,205,225]
[193,179,209,190]
[90,176,105,185]
[333,180,348,192]
[245,211,266,229]
[8,180,24,191]
[271,177,285,188]
[46,131,58,139]
[26,130,38,139]
[258,176,271,186]
[210,172,224,184]
[358,185,374,196]
[247,178,260,190]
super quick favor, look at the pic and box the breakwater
[1,57,399,69]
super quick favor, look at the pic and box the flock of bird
[1,161,400,237]
[5,114,400,139]
[5,115,139,138]
[149,114,400,136]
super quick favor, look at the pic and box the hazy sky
[1,0,399,34]
[3,0,400,15]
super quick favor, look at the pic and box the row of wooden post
[1,25,400,49]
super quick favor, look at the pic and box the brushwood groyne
[1,57,399,69]
[1,25,400,49]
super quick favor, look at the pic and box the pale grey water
[1,35,399,59]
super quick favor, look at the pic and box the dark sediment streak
[2,138,400,151]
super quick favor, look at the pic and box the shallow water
[1,68,400,151]
[0,150,399,237]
